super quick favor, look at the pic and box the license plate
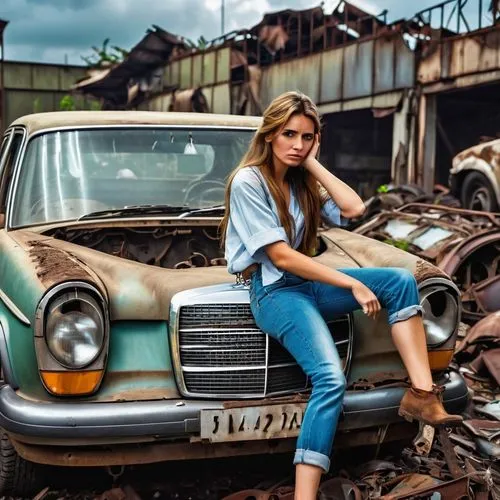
[200,403,307,443]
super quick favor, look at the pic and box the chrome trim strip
[182,365,265,372]
[169,292,188,396]
[179,328,261,333]
[180,346,265,351]
[0,289,30,326]
[5,127,28,231]
[182,362,296,373]
[263,333,269,395]
[35,281,108,334]
[27,124,258,139]
[0,131,14,175]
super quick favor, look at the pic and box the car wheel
[0,430,44,497]
[461,172,499,212]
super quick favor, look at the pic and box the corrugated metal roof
[72,26,187,96]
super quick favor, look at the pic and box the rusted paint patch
[91,388,179,403]
[11,422,415,467]
[91,370,178,402]
[456,143,497,166]
[11,436,298,467]
[415,260,449,283]
[102,370,170,383]
[27,240,96,287]
[222,393,309,410]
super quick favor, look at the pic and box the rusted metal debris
[456,312,500,386]
[353,188,500,324]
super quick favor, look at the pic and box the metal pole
[221,0,225,35]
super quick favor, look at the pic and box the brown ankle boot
[398,385,463,427]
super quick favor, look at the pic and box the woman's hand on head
[351,282,381,319]
[303,133,320,169]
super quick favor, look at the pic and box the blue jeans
[249,266,422,473]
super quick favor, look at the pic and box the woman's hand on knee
[351,282,381,319]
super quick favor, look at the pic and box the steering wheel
[183,180,226,207]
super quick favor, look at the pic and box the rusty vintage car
[450,138,500,212]
[0,112,468,496]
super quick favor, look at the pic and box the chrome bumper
[0,371,468,445]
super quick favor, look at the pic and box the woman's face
[269,113,316,169]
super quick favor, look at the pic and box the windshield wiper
[78,204,190,220]
[176,205,225,218]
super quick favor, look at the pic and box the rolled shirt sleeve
[230,170,288,257]
[321,197,349,227]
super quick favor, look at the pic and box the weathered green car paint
[0,231,45,325]
[0,308,44,397]
[92,321,179,402]
[0,232,48,396]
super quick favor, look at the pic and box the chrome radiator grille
[174,303,352,398]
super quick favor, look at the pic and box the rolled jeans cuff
[388,305,423,325]
[293,449,330,473]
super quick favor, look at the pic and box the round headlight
[45,292,105,368]
[420,285,459,347]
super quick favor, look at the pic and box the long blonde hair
[220,91,322,256]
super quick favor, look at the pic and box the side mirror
[0,213,4,229]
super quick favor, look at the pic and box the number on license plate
[200,403,307,443]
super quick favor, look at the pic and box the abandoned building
[1,0,499,202]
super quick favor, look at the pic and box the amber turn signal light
[428,350,454,372]
[40,370,103,396]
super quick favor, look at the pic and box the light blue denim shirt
[225,166,347,286]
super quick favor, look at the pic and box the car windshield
[11,127,254,227]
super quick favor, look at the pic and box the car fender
[451,156,500,205]
[0,321,19,390]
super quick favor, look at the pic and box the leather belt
[241,263,259,282]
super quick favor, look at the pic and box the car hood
[10,228,361,321]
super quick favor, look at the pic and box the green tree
[185,35,208,51]
[59,95,76,111]
[32,97,42,113]
[81,38,129,67]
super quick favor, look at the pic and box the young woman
[220,91,462,500]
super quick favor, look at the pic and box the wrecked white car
[450,138,500,212]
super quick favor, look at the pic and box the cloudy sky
[0,0,469,65]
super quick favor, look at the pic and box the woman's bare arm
[303,135,365,219]
[265,241,381,317]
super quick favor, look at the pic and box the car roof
[9,111,262,136]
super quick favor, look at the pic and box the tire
[0,429,44,497]
[461,172,499,212]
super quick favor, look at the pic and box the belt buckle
[235,272,251,286]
